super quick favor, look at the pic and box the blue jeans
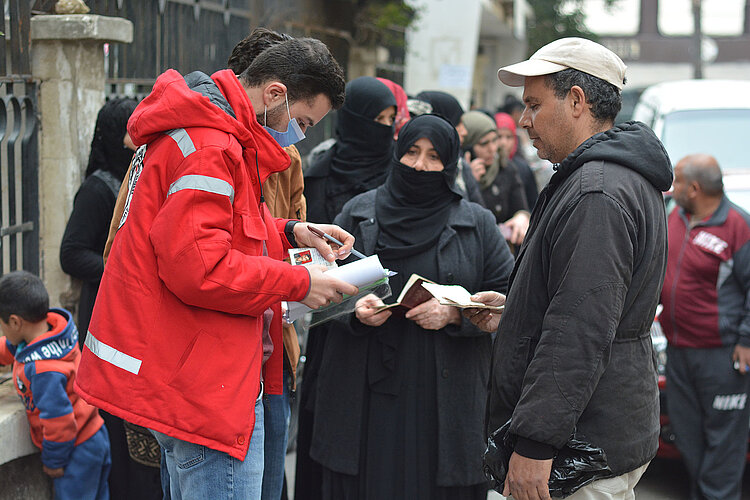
[54,425,111,500]
[261,369,291,500]
[151,397,264,500]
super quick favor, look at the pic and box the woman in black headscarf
[304,76,397,224]
[60,97,137,346]
[310,115,515,500]
[413,90,485,206]
[60,98,163,500]
[296,76,397,500]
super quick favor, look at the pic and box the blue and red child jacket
[0,308,104,469]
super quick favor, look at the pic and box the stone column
[30,15,132,306]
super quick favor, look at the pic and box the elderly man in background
[660,154,750,500]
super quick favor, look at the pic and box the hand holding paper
[287,255,391,323]
[421,282,504,311]
[463,291,506,332]
[300,265,359,310]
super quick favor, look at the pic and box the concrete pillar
[30,15,132,306]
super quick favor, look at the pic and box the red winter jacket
[74,69,310,460]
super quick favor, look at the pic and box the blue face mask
[263,94,306,147]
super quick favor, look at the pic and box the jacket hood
[13,308,78,364]
[552,121,673,192]
[127,69,290,179]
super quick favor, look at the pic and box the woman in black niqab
[311,114,515,500]
[61,96,163,500]
[61,97,138,346]
[375,114,462,259]
[305,76,397,224]
[84,98,138,180]
[296,76,398,500]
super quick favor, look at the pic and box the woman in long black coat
[296,76,397,500]
[59,98,162,500]
[310,115,515,500]
[60,98,137,346]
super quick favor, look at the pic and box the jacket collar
[13,309,78,363]
[677,195,730,228]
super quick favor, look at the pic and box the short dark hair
[227,27,293,75]
[545,68,622,124]
[0,271,49,323]
[239,37,346,110]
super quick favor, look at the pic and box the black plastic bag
[484,420,613,498]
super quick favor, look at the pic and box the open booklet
[375,273,504,315]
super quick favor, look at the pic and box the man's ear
[7,314,23,332]
[689,180,702,197]
[569,85,587,118]
[262,82,288,107]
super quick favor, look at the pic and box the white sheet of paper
[421,282,482,308]
[286,255,388,322]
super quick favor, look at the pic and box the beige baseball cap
[497,37,627,90]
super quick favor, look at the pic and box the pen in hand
[308,225,368,260]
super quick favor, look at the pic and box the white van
[631,79,750,210]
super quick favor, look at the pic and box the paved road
[635,457,750,500]
[286,453,750,499]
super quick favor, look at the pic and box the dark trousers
[100,411,162,500]
[666,345,750,500]
[262,369,292,500]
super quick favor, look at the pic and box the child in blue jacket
[0,270,110,500]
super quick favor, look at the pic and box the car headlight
[650,320,668,376]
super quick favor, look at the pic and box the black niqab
[375,115,462,259]
[326,77,396,208]
[85,98,138,181]
[415,90,464,127]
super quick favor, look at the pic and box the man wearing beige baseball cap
[464,38,674,499]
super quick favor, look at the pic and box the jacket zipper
[669,220,693,346]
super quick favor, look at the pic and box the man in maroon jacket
[660,153,750,500]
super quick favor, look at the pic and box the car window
[727,190,750,212]
[661,109,750,171]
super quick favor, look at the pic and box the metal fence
[26,0,403,161]
[0,0,40,274]
[72,0,354,158]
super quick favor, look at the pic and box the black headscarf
[415,90,464,127]
[325,77,396,217]
[375,115,462,259]
[84,98,138,181]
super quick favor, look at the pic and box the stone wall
[30,14,132,306]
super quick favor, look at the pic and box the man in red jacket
[74,36,357,500]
